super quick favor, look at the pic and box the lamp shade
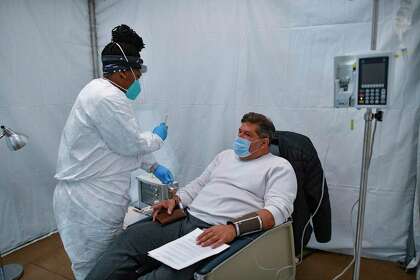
[0,126,28,151]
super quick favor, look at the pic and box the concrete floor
[2,233,416,280]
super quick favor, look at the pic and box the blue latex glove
[153,164,174,184]
[152,122,168,141]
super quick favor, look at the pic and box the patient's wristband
[227,212,263,237]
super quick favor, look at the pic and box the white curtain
[96,0,420,262]
[0,0,92,252]
[1,0,418,264]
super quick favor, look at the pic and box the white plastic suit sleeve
[92,94,163,157]
[140,151,157,172]
[176,151,223,206]
[264,163,297,225]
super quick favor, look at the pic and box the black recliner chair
[134,131,331,280]
[270,131,332,256]
[194,131,332,279]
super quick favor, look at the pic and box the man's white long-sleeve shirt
[177,149,297,226]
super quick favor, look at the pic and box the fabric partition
[0,0,418,264]
[96,0,420,262]
[0,0,93,252]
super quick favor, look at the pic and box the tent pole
[352,1,379,279]
[88,0,100,78]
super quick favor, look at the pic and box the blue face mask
[233,137,251,158]
[125,79,141,100]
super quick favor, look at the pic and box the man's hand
[196,225,236,248]
[152,199,177,222]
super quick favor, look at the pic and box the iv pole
[352,0,379,279]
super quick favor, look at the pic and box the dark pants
[86,213,211,280]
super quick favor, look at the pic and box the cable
[329,199,360,280]
[242,236,295,280]
[254,258,295,280]
[296,173,325,266]
[295,110,338,266]
[350,199,360,240]
[332,258,355,280]
[367,114,379,168]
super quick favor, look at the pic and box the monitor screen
[361,63,386,85]
[359,57,388,86]
[140,182,156,205]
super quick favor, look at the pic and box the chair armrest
[195,221,295,280]
[196,231,264,275]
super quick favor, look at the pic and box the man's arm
[196,209,274,248]
[256,209,275,230]
[197,160,297,248]
[176,152,223,206]
[263,162,297,225]
[151,152,224,219]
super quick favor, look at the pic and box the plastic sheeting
[96,0,420,262]
[0,0,92,252]
[1,0,419,264]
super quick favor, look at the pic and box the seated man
[87,112,297,280]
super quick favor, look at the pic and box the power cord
[243,234,295,280]
[296,110,339,266]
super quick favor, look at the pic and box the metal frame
[88,0,100,78]
[352,0,379,279]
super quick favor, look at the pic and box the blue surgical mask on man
[233,137,252,158]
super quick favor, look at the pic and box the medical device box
[334,51,394,109]
[137,174,178,208]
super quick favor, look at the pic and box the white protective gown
[53,78,163,280]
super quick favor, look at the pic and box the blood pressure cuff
[102,55,147,74]
[227,212,263,237]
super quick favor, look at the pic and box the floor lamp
[0,125,28,280]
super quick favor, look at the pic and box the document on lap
[148,228,230,270]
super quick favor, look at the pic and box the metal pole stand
[0,264,24,280]
[352,108,374,280]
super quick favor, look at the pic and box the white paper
[148,228,230,270]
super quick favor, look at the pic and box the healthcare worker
[53,25,173,280]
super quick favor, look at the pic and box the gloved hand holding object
[153,122,168,141]
[153,164,174,184]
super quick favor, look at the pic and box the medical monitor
[334,51,394,108]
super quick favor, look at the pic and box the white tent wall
[0,0,418,264]
[0,0,93,252]
[96,0,419,262]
